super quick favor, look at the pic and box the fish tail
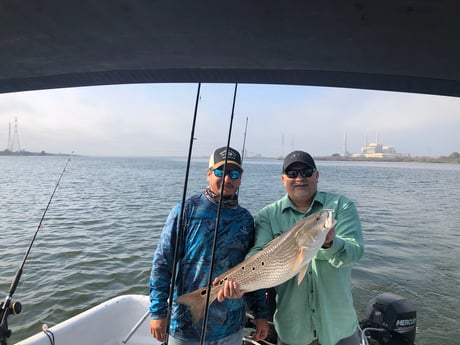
[175,287,215,324]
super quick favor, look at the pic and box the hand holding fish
[322,226,335,248]
[212,279,269,341]
[213,278,244,302]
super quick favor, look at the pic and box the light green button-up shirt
[248,192,364,345]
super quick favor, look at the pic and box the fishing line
[200,83,239,344]
[163,83,201,345]
[0,154,72,345]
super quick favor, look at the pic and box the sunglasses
[213,169,241,179]
[285,168,315,179]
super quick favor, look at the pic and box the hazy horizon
[1,83,459,158]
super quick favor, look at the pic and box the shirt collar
[280,192,324,213]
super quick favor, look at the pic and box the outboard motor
[360,293,416,345]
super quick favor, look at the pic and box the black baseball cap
[282,150,316,172]
[209,146,242,170]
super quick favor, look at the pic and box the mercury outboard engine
[359,293,416,345]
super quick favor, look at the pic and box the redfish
[175,210,336,324]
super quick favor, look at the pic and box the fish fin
[292,249,310,285]
[175,287,215,324]
[297,264,309,285]
[291,249,304,274]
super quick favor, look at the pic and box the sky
[0,83,459,158]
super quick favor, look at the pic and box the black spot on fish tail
[175,287,214,324]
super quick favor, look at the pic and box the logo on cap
[209,146,242,169]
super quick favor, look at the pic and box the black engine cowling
[359,292,416,345]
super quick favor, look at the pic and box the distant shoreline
[1,151,459,164]
[313,155,460,164]
[256,155,460,164]
[0,150,69,156]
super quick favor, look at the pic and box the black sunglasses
[213,169,241,179]
[285,168,315,179]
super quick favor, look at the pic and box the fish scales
[217,212,328,292]
[175,210,335,324]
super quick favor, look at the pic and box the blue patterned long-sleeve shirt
[149,192,267,341]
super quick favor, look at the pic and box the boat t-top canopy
[1,0,460,97]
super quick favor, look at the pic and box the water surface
[1,156,458,344]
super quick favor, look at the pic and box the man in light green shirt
[249,150,364,345]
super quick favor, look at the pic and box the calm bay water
[1,156,459,344]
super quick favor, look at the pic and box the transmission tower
[6,121,12,151]
[10,117,22,152]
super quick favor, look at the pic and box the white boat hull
[15,292,415,345]
[15,295,159,345]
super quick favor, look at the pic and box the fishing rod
[233,115,248,198]
[200,83,239,345]
[241,116,248,164]
[163,83,202,345]
[0,155,72,345]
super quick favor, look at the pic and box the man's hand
[252,319,269,341]
[150,318,167,342]
[322,226,335,248]
[213,278,244,302]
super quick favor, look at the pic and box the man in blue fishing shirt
[149,146,268,345]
